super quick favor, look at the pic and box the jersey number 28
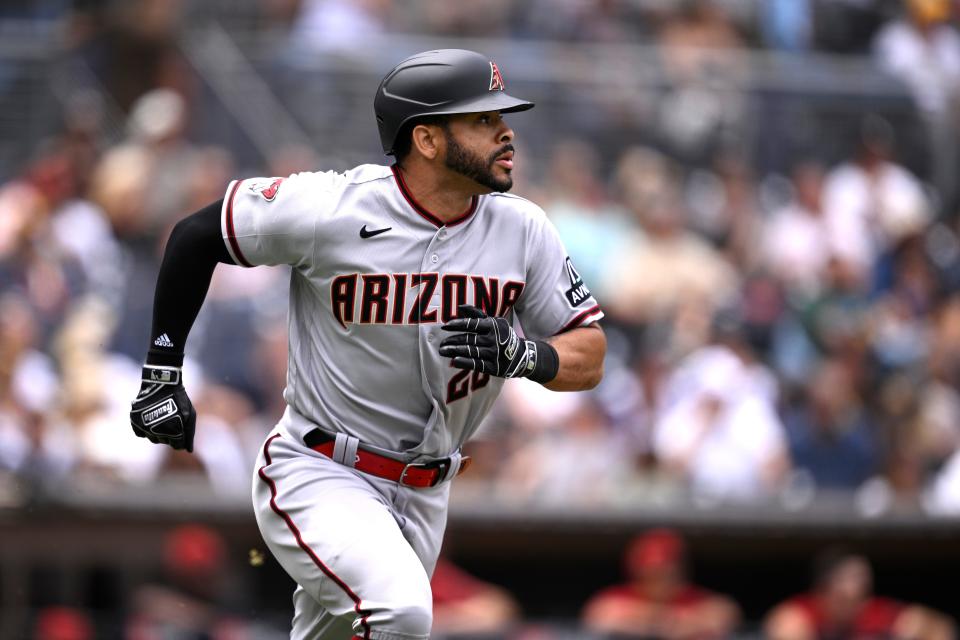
[446,369,490,404]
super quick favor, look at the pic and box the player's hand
[439,304,539,379]
[129,365,196,452]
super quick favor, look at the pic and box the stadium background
[2,0,960,637]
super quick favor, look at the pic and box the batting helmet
[374,49,534,155]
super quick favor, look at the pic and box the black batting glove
[130,365,196,452]
[439,304,559,383]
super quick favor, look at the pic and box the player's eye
[478,114,490,124]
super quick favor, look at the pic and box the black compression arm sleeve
[145,199,235,367]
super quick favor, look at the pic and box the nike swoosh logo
[360,225,391,239]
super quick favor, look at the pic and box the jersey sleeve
[221,172,332,268]
[515,211,604,338]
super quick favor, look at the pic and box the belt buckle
[399,459,450,488]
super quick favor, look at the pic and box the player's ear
[411,123,442,161]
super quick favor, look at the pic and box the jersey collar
[391,164,478,228]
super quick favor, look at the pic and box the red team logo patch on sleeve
[260,178,283,201]
[489,61,505,91]
[248,177,284,201]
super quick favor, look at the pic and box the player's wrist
[141,363,183,386]
[525,340,559,384]
[146,348,185,368]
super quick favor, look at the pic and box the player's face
[443,111,515,193]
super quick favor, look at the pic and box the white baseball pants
[252,426,451,639]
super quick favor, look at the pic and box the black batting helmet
[374,49,534,155]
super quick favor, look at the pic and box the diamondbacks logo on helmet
[489,61,505,91]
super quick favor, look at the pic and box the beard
[444,131,514,193]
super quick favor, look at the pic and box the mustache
[488,144,515,164]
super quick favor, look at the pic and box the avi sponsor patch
[563,257,591,307]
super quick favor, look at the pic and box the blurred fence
[0,25,929,185]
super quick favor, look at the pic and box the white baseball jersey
[221,164,603,460]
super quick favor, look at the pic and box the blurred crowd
[2,0,960,517]
[3,0,960,637]
[475,112,960,516]
[19,525,956,639]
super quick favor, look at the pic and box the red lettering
[391,274,407,324]
[498,281,525,317]
[360,274,390,324]
[331,274,358,328]
[409,273,439,324]
[472,276,500,317]
[441,274,468,323]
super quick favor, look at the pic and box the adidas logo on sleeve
[153,333,175,348]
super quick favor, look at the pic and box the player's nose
[498,122,514,144]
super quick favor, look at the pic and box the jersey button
[427,333,434,342]
[430,254,439,264]
[438,230,447,240]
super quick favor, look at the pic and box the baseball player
[130,49,606,639]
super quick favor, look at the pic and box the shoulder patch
[564,256,591,307]
[248,177,284,201]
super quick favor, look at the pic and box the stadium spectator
[873,0,960,119]
[290,0,390,55]
[873,0,960,210]
[761,0,814,52]
[603,179,738,325]
[0,294,62,479]
[125,524,263,639]
[821,116,932,278]
[870,232,940,370]
[655,0,748,160]
[430,557,521,636]
[783,358,880,491]
[49,297,158,483]
[927,444,960,513]
[71,0,194,113]
[653,341,788,502]
[796,255,872,362]
[32,606,94,640]
[544,139,631,303]
[496,387,629,504]
[764,549,955,640]
[760,161,833,297]
[0,178,84,335]
[918,294,960,469]
[689,152,762,270]
[120,88,202,232]
[582,528,741,639]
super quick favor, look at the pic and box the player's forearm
[146,199,233,367]
[543,324,605,391]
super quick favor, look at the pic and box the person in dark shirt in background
[784,358,879,491]
[582,528,740,639]
[765,549,955,640]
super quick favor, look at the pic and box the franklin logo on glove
[130,364,196,452]
[141,398,178,426]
